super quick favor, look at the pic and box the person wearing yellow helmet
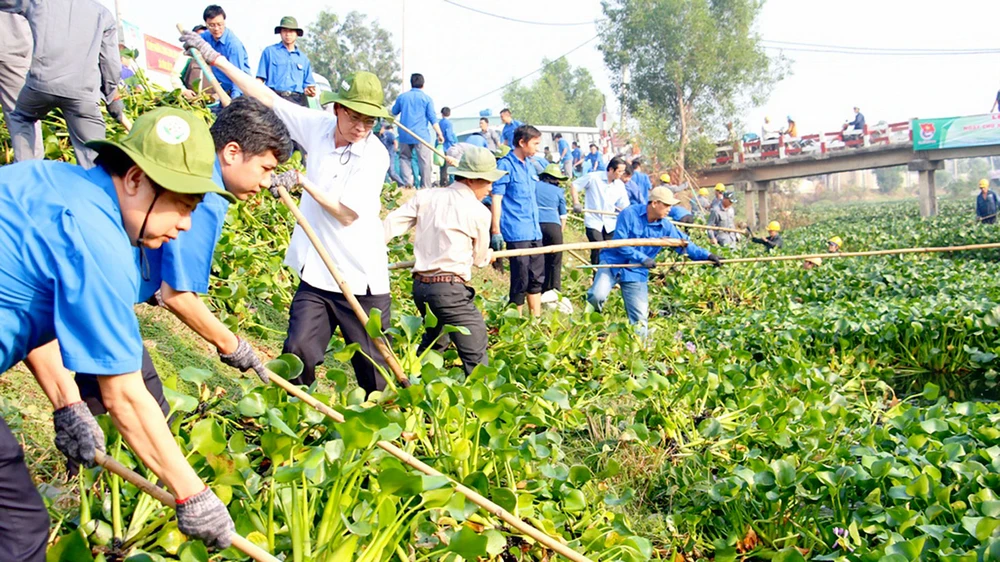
[828,235,843,252]
[976,178,999,224]
[711,183,726,211]
[695,187,711,217]
[803,256,823,270]
[749,220,783,251]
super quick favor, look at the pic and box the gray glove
[179,31,220,65]
[269,170,299,199]
[175,487,235,550]
[572,203,583,214]
[490,234,504,252]
[707,254,723,267]
[53,402,105,468]
[641,257,656,269]
[219,337,269,383]
[106,99,125,120]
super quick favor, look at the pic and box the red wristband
[175,486,208,504]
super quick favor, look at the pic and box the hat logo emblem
[156,116,191,145]
[340,80,351,92]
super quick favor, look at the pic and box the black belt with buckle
[414,273,466,284]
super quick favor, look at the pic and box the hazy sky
[110,0,1000,140]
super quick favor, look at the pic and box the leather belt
[413,273,467,284]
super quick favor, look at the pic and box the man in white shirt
[181,31,393,394]
[570,155,630,264]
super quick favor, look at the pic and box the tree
[302,10,402,104]
[599,0,784,177]
[874,166,904,194]
[501,58,605,127]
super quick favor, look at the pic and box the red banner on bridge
[143,34,182,75]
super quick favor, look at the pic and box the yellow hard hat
[805,257,823,266]
[828,235,843,248]
[714,183,726,192]
[767,221,781,232]
[660,173,671,184]
[698,187,709,196]
[981,179,990,189]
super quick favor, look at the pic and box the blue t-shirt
[625,178,648,206]
[256,43,315,93]
[492,151,541,242]
[599,204,710,283]
[391,88,438,145]
[380,130,397,154]
[535,180,566,225]
[201,29,250,97]
[465,133,488,148]
[633,171,652,195]
[584,151,603,172]
[0,162,143,375]
[557,139,571,163]
[571,147,582,165]
[137,159,229,302]
[440,118,457,152]
[668,204,692,221]
[501,119,523,147]
[529,155,548,178]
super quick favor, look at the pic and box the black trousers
[76,346,169,417]
[505,240,545,306]
[413,280,488,375]
[0,418,49,562]
[540,222,563,293]
[283,281,390,394]
[586,227,614,266]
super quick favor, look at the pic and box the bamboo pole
[567,249,590,264]
[176,24,232,107]
[392,120,450,163]
[261,370,592,562]
[579,242,1000,269]
[93,451,278,562]
[273,185,409,387]
[389,237,687,270]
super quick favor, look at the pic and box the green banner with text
[913,114,1000,151]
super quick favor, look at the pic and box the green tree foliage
[301,10,402,104]
[874,166,904,194]
[501,58,605,127]
[600,0,783,175]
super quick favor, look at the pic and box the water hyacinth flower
[832,527,854,552]
[674,331,684,342]
[685,342,697,354]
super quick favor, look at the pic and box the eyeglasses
[340,107,377,129]
[206,22,225,29]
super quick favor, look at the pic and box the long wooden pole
[274,185,409,387]
[573,209,745,235]
[176,24,232,107]
[261,370,592,562]
[580,242,1000,269]
[93,451,278,562]
[392,120,449,162]
[388,237,687,271]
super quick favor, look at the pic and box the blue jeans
[587,269,649,337]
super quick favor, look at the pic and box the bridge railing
[713,120,912,166]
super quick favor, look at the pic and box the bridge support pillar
[909,159,943,218]
[757,187,770,228]
[741,181,755,228]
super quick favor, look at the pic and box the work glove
[490,234,504,252]
[269,170,299,199]
[572,203,583,214]
[706,254,723,267]
[175,487,235,550]
[219,337,269,384]
[179,31,221,65]
[641,257,657,269]
[53,402,105,468]
[106,98,125,120]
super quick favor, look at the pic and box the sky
[110,0,1000,141]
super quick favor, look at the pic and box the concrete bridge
[695,120,1000,227]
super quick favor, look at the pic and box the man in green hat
[535,163,568,294]
[256,16,316,107]
[181,31,396,394]
[383,146,505,373]
[0,107,238,558]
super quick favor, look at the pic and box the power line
[763,39,1000,54]
[441,0,602,27]
[763,45,1000,56]
[450,34,601,110]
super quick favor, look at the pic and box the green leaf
[771,459,797,488]
[922,382,940,401]
[162,387,197,414]
[188,418,226,456]
[178,367,213,385]
[569,464,594,486]
[178,541,209,562]
[484,529,507,557]
[447,526,489,560]
[905,474,931,500]
[542,387,571,409]
[563,489,587,513]
[237,393,267,417]
[265,353,304,381]
[772,547,806,562]
[365,308,384,339]
[472,399,504,422]
[920,418,949,434]
[47,530,95,562]
[266,408,299,439]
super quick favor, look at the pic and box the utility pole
[400,0,406,89]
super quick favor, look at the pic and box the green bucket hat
[454,147,507,182]
[492,145,511,160]
[274,16,304,36]
[319,72,390,118]
[86,108,235,203]
[539,163,568,181]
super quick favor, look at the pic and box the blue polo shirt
[535,180,566,225]
[380,130,397,154]
[571,147,582,165]
[256,42,315,94]
[440,118,457,152]
[391,88,438,145]
[201,29,250,96]
[584,151,603,172]
[137,159,229,303]
[465,133,488,148]
[625,178,648,206]
[492,151,541,242]
[0,161,143,375]
[668,205,692,221]
[501,119,523,147]
[599,204,710,283]
[633,170,652,195]
[557,139,571,163]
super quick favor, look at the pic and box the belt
[413,273,467,284]
[276,90,304,97]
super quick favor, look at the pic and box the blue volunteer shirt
[571,147,582,166]
[668,204,692,221]
[535,180,566,225]
[465,133,488,148]
[492,151,541,242]
[584,151,603,172]
[440,118,457,152]
[557,139,571,163]
[0,162,143,375]
[137,159,229,303]
[256,42,315,93]
[501,119,523,147]
[625,177,648,206]
[530,155,548,179]
[380,130,397,154]
[599,204,710,283]
[633,170,652,195]
[201,29,250,97]
[391,88,438,145]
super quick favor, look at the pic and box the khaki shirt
[383,182,492,281]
